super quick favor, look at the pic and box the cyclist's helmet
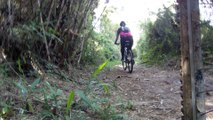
[120,21,126,27]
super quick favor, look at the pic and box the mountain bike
[116,39,134,73]
[122,45,134,73]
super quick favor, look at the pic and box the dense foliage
[0,0,213,119]
[0,1,127,119]
[0,0,99,73]
[136,6,180,64]
[201,21,213,54]
[81,8,120,64]
[136,3,213,66]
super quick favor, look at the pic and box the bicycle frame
[122,46,134,73]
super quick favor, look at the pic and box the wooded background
[0,0,212,73]
[0,0,213,120]
[0,0,100,73]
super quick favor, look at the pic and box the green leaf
[92,59,109,77]
[65,116,70,120]
[30,78,40,89]
[76,90,100,111]
[45,81,55,94]
[2,107,9,115]
[76,90,91,105]
[91,103,101,112]
[26,101,34,113]
[15,80,28,96]
[42,88,48,104]
[40,110,53,119]
[66,91,75,115]
[16,58,23,73]
[102,83,110,94]
[56,89,63,96]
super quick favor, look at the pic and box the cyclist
[114,21,133,61]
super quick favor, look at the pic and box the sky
[94,0,174,47]
[94,0,213,48]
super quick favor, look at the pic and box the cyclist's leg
[129,37,134,58]
[128,38,135,65]
[120,38,125,61]
[129,47,135,64]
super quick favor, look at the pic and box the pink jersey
[120,31,132,37]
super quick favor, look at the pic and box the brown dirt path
[102,64,213,120]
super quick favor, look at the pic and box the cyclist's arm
[114,28,121,44]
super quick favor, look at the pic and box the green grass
[0,59,131,120]
[105,60,121,70]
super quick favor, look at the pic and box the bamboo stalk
[47,0,55,24]
[47,0,55,47]
[77,37,85,66]
[55,0,66,31]
[77,0,94,33]
[37,0,51,61]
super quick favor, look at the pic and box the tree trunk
[192,0,206,119]
[179,0,205,119]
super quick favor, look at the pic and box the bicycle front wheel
[122,60,127,70]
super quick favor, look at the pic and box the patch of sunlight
[0,48,6,63]
[115,64,123,68]
[94,41,103,51]
[206,100,213,107]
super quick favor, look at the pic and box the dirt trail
[102,64,213,120]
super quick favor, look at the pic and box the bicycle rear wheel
[127,50,134,73]
[122,48,128,70]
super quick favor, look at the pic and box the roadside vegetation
[0,0,212,119]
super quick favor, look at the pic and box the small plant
[65,91,75,119]
[14,77,66,119]
[1,58,130,120]
[39,81,65,119]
